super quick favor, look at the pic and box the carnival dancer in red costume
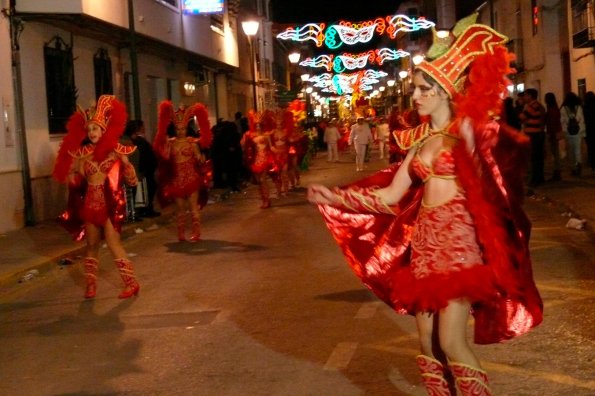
[270,110,294,196]
[53,95,140,299]
[241,110,275,208]
[287,123,308,189]
[153,101,212,242]
[307,15,542,396]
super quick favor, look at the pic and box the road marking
[354,301,381,319]
[483,361,595,391]
[324,342,358,370]
[365,346,595,391]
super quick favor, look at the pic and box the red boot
[115,258,140,299]
[259,184,270,209]
[177,213,186,241]
[83,257,98,299]
[189,213,201,242]
[449,362,491,396]
[416,355,452,396]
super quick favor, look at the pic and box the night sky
[270,0,403,24]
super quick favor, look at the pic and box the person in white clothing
[324,119,342,162]
[376,117,390,160]
[560,92,586,176]
[349,117,373,171]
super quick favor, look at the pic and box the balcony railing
[572,0,595,47]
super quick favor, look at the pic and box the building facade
[0,0,278,232]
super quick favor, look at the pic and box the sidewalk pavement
[0,188,232,291]
[1,168,594,292]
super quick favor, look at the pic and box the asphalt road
[0,152,593,396]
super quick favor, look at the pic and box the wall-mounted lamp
[300,73,310,82]
[398,70,409,79]
[183,82,196,96]
[387,79,396,87]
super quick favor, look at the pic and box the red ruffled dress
[271,132,289,171]
[244,132,274,174]
[317,121,543,344]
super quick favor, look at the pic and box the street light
[242,19,260,111]
[288,52,301,64]
[305,86,313,120]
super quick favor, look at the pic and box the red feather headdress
[52,95,127,183]
[153,100,213,153]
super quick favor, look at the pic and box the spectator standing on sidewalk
[120,123,141,222]
[583,91,595,172]
[519,88,546,187]
[349,117,373,171]
[324,119,341,162]
[52,95,140,300]
[376,117,390,160]
[544,92,562,181]
[560,92,586,176]
[501,97,522,130]
[125,120,160,217]
[308,19,542,395]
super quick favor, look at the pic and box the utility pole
[127,0,142,120]
[8,0,34,225]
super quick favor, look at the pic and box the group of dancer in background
[240,108,309,209]
[52,94,313,298]
[52,96,214,299]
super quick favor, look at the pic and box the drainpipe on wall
[8,1,34,226]
[127,0,142,120]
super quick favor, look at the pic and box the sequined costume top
[58,144,137,240]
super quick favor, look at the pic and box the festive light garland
[306,69,389,95]
[299,48,412,73]
[276,14,434,49]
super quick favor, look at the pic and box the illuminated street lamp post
[288,52,301,91]
[242,19,260,111]
[305,86,313,120]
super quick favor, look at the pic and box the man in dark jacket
[519,88,546,187]
[125,120,160,217]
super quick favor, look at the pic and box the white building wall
[568,2,595,93]
[0,9,25,232]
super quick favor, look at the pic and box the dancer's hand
[307,184,337,205]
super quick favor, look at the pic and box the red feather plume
[52,108,87,183]
[153,100,175,158]
[93,98,128,162]
[188,103,212,149]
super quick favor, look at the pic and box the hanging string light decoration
[276,23,327,47]
[276,14,435,49]
[300,48,411,73]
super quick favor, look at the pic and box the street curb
[0,214,174,290]
[0,187,237,290]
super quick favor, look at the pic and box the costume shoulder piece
[393,122,430,150]
[68,145,94,158]
[115,143,137,155]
